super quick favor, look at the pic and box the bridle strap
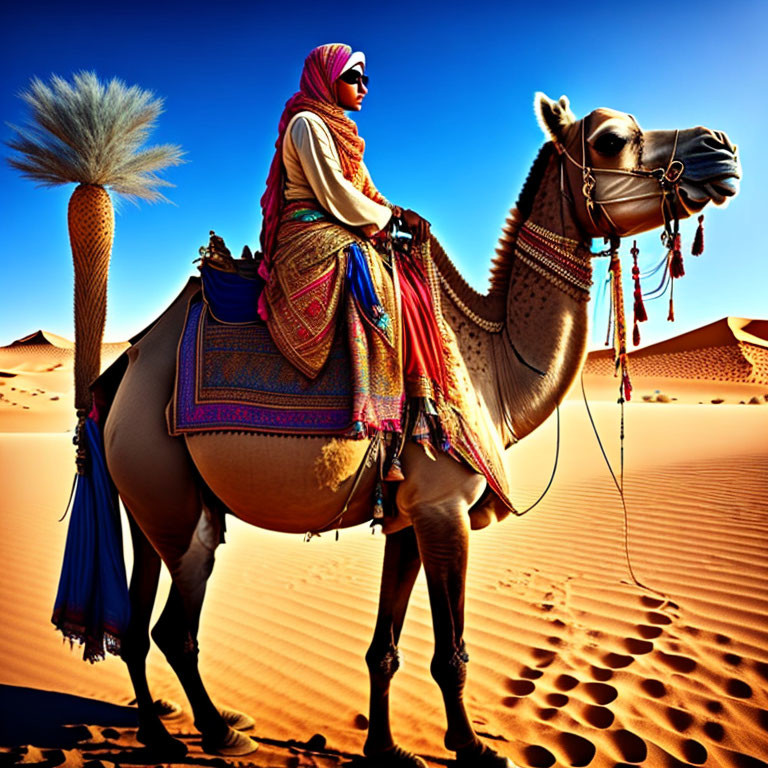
[557,119,684,239]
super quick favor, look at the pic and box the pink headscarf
[258,43,383,320]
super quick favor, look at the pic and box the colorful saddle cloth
[169,230,517,528]
[169,298,356,435]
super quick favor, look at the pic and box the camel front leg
[364,527,425,766]
[398,449,517,767]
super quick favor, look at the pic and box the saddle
[168,232,517,529]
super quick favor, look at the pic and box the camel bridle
[556,117,686,244]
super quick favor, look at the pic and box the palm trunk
[68,183,114,415]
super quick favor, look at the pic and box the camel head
[534,93,741,239]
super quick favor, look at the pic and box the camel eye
[593,132,628,156]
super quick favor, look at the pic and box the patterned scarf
[260,44,385,262]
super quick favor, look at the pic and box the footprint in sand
[537,707,558,721]
[705,700,724,714]
[523,744,556,767]
[754,661,768,682]
[624,637,654,655]
[637,623,664,639]
[725,678,752,699]
[520,665,544,680]
[640,678,668,698]
[703,721,725,741]
[666,706,694,732]
[681,737,708,764]
[658,651,697,673]
[506,678,536,696]
[646,610,673,625]
[590,665,613,681]
[554,673,579,692]
[724,652,743,666]
[758,708,768,732]
[602,651,634,669]
[545,693,569,707]
[612,729,647,763]
[582,704,614,728]
[714,633,732,645]
[531,647,557,668]
[556,732,596,767]
[583,682,618,705]
[641,595,679,610]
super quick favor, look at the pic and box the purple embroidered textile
[170,300,354,435]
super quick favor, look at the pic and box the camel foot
[454,740,517,767]
[365,745,427,767]
[154,697,184,719]
[136,721,188,759]
[202,725,259,756]
[219,706,255,731]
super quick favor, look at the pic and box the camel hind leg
[121,512,187,755]
[104,297,256,755]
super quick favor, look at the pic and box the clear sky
[1,0,765,349]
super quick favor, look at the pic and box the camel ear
[535,92,577,143]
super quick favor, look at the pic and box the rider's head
[299,44,367,111]
[334,56,367,111]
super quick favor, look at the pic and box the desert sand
[1,318,766,768]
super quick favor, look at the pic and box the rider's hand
[400,208,431,245]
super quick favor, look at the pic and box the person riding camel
[258,43,449,464]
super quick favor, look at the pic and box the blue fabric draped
[201,262,265,324]
[51,417,130,662]
[346,242,392,338]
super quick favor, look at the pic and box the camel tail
[52,350,132,662]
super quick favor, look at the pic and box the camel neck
[513,221,592,302]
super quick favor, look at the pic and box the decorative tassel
[669,233,685,278]
[667,279,675,322]
[631,241,647,347]
[384,455,405,482]
[691,214,705,256]
[608,252,632,402]
[373,480,384,523]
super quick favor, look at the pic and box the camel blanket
[169,298,357,435]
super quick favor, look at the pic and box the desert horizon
[1,316,766,767]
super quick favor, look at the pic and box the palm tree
[6,71,184,430]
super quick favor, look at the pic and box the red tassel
[622,364,632,402]
[691,214,704,256]
[669,233,685,278]
[630,241,647,350]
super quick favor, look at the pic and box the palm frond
[5,71,185,201]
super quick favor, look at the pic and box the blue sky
[1,0,765,348]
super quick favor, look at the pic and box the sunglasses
[338,69,369,88]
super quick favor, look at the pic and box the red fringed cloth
[397,240,516,527]
[398,250,449,398]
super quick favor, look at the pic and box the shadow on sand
[0,685,138,748]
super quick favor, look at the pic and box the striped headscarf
[259,43,384,267]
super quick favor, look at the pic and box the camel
[101,93,740,766]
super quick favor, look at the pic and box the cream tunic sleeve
[283,111,392,232]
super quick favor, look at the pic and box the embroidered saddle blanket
[168,237,517,528]
[169,298,356,436]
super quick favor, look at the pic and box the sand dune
[580,317,768,405]
[1,320,767,767]
[0,332,128,432]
